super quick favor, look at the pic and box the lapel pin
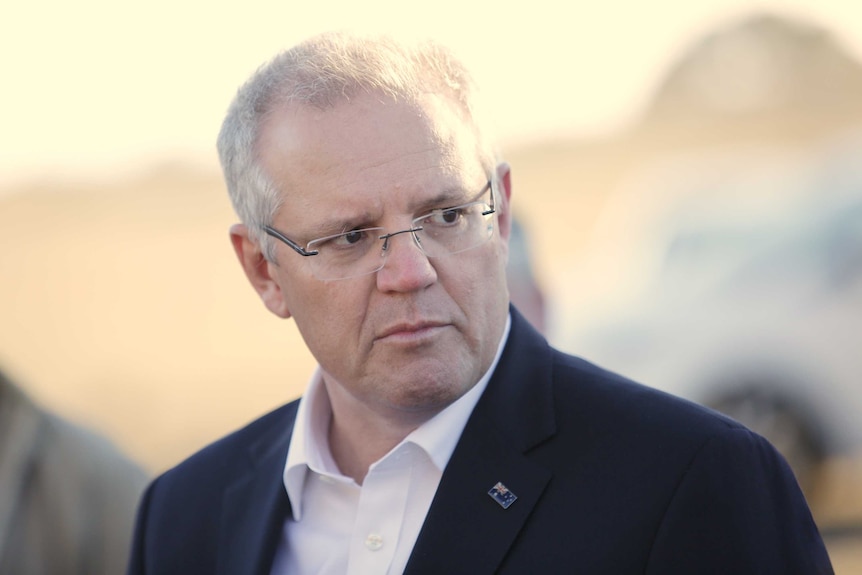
[488,481,517,509]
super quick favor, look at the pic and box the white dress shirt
[270,315,511,575]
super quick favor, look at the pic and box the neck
[327,417,411,485]
[323,379,438,485]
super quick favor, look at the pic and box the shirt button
[365,533,384,551]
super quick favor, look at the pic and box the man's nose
[375,229,437,292]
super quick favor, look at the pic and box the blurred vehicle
[556,138,862,497]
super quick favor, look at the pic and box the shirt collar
[283,313,512,519]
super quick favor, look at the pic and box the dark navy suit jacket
[128,308,833,574]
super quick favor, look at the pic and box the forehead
[257,92,487,223]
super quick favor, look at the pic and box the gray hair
[216,31,498,260]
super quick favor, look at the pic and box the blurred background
[2,0,862,569]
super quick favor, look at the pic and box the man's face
[252,92,511,423]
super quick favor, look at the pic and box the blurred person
[128,32,832,574]
[506,218,546,334]
[0,368,148,574]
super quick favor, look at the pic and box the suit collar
[473,306,557,451]
[216,402,297,575]
[405,307,557,574]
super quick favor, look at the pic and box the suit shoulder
[550,349,746,442]
[542,350,799,502]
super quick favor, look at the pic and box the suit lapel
[404,422,552,574]
[405,309,557,574]
[216,404,297,575]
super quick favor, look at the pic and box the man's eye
[332,229,369,247]
[345,230,364,244]
[427,208,463,226]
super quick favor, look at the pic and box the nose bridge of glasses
[378,226,424,252]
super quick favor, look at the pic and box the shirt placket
[346,445,412,575]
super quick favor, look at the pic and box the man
[128,32,832,574]
[0,368,148,574]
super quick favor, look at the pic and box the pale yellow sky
[3,0,861,187]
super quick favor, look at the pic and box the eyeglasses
[264,179,496,281]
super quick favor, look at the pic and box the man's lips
[376,321,449,341]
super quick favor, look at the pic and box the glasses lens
[414,198,495,258]
[307,227,386,280]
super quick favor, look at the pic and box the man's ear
[229,223,292,319]
[495,161,513,242]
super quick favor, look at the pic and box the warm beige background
[4,1,862,185]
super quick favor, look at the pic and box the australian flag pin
[488,481,517,509]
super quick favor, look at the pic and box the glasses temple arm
[264,226,319,256]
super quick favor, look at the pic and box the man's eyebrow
[413,185,480,212]
[304,212,379,239]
